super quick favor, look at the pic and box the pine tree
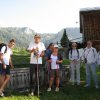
[60,29,69,47]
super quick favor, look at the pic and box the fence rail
[7,65,70,90]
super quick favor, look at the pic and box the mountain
[47,27,82,45]
[0,27,82,48]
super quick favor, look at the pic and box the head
[8,39,16,49]
[71,42,77,49]
[47,43,54,50]
[53,44,59,52]
[87,40,93,48]
[34,34,41,43]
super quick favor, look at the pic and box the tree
[60,29,69,47]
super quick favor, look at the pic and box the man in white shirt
[83,41,98,89]
[69,42,81,85]
[27,34,46,95]
[0,39,15,97]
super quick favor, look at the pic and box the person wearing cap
[27,34,46,95]
[47,44,63,92]
[69,42,81,85]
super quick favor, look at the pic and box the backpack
[0,43,7,54]
[70,48,79,59]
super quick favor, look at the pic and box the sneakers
[30,92,34,96]
[47,87,59,92]
[84,84,90,88]
[95,85,99,89]
[55,87,59,92]
[47,88,51,92]
[0,90,4,97]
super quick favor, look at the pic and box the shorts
[50,69,60,78]
[0,64,10,75]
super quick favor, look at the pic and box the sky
[0,0,100,33]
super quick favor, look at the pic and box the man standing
[69,42,81,85]
[83,41,99,89]
[0,39,15,97]
[27,34,46,96]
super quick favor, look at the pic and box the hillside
[0,27,81,48]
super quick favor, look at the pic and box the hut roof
[80,7,100,12]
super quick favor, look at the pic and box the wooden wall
[80,11,100,45]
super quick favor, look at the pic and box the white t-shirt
[0,46,6,63]
[51,54,59,69]
[0,46,13,65]
[27,41,46,64]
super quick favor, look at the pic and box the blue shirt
[45,49,52,60]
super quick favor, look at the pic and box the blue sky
[0,0,100,33]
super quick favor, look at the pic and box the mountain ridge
[0,27,82,48]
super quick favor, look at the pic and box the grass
[11,49,30,67]
[1,81,100,100]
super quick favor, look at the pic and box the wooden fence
[7,65,70,90]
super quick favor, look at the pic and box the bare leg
[0,75,6,89]
[56,77,60,88]
[0,75,10,91]
[49,77,54,88]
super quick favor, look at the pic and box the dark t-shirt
[45,49,52,60]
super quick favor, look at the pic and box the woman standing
[47,44,63,92]
[69,42,81,85]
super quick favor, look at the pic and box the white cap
[54,44,58,48]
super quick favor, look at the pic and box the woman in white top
[47,44,63,92]
[69,42,81,85]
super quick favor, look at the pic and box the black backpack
[0,43,7,54]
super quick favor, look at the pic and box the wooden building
[80,7,100,47]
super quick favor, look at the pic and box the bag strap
[84,49,91,59]
[70,49,79,58]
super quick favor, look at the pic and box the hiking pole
[36,56,39,97]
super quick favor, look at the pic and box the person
[83,40,99,89]
[69,42,81,85]
[47,44,63,92]
[45,43,54,85]
[97,44,100,67]
[0,39,15,97]
[27,34,46,96]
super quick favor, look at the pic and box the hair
[9,39,16,43]
[87,40,93,43]
[71,42,77,47]
[47,43,53,49]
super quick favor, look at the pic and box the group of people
[69,41,100,89]
[0,34,100,97]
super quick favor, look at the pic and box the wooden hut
[80,7,100,47]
